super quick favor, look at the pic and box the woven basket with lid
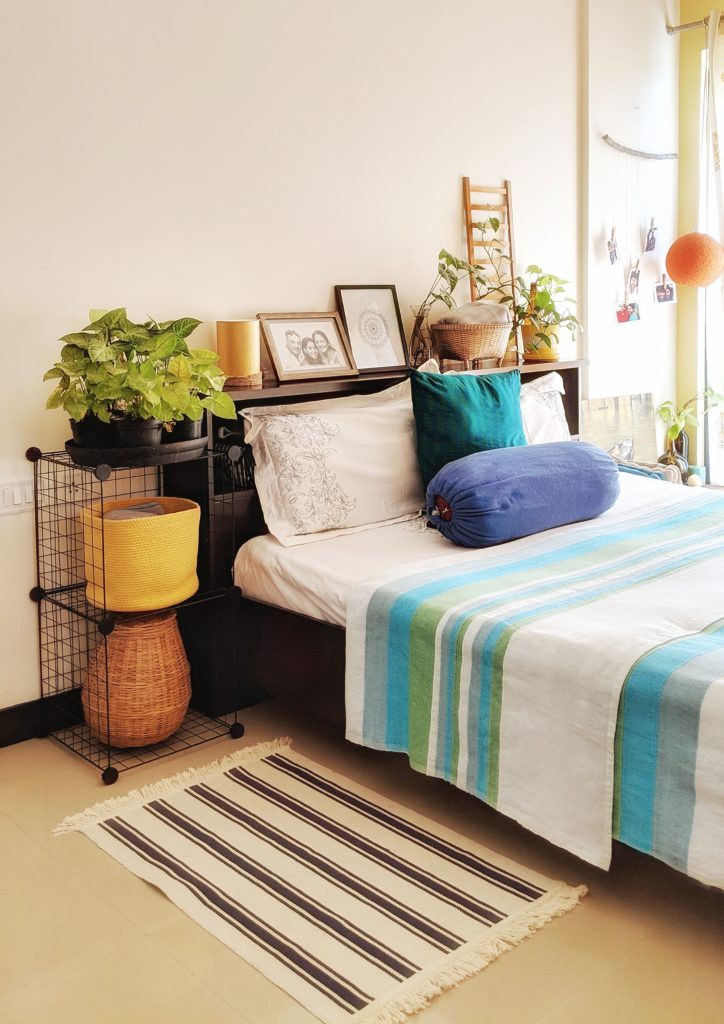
[82,610,191,747]
[431,321,512,369]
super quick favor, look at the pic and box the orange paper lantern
[665,232,724,287]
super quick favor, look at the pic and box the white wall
[586,0,680,406]
[1,0,582,709]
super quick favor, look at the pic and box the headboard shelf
[224,370,409,403]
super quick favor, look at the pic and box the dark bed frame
[176,362,583,722]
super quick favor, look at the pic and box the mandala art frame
[334,285,409,373]
[256,312,358,382]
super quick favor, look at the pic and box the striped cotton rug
[56,739,586,1024]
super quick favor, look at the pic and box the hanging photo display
[615,301,641,324]
[644,218,657,253]
[627,261,641,296]
[607,227,620,264]
[654,276,677,304]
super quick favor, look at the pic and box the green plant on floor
[43,308,237,424]
[656,387,724,444]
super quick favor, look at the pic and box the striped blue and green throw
[346,485,724,890]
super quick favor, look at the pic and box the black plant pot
[70,415,114,448]
[674,429,689,464]
[163,417,207,443]
[112,416,164,448]
[658,442,689,482]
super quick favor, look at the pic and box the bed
[229,369,724,891]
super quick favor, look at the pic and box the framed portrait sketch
[334,285,409,372]
[256,312,358,382]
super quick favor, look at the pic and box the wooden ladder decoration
[462,177,517,299]
[462,177,520,362]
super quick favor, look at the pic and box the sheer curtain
[702,11,724,482]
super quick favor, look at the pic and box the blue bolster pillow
[426,442,620,547]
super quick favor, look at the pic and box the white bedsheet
[233,474,679,626]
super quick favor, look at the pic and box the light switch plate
[0,479,34,517]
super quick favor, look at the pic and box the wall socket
[0,479,34,517]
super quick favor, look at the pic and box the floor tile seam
[0,931,145,1014]
[146,927,285,1024]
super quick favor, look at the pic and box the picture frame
[626,264,640,297]
[256,312,358,382]
[615,301,641,324]
[334,285,409,372]
[653,277,677,304]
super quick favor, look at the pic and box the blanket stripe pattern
[346,489,724,887]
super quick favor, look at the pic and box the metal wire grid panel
[51,708,235,774]
[28,447,244,782]
[35,457,160,627]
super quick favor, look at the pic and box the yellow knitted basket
[82,497,200,612]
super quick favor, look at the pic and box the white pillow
[241,398,424,545]
[519,372,571,443]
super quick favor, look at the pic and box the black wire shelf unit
[26,444,246,784]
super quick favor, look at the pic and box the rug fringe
[53,735,293,835]
[354,882,588,1024]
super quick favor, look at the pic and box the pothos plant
[410,218,514,366]
[656,387,724,447]
[43,308,236,424]
[514,266,580,354]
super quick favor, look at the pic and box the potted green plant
[410,220,514,366]
[44,308,236,448]
[514,266,580,363]
[655,387,723,477]
[161,348,237,442]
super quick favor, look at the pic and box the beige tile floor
[1,698,723,1024]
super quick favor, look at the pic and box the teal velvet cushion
[410,369,527,486]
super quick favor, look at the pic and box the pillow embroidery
[260,414,357,532]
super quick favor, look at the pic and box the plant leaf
[146,332,181,361]
[189,348,220,365]
[167,354,192,382]
[87,336,115,363]
[170,317,202,339]
[45,387,64,409]
[83,307,128,332]
[59,331,94,349]
[201,390,237,419]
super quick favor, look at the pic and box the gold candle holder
[216,319,263,388]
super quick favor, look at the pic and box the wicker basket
[83,611,191,747]
[430,321,512,369]
[82,496,200,612]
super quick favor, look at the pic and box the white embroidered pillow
[519,372,571,443]
[242,399,425,545]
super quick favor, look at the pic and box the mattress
[233,473,679,626]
